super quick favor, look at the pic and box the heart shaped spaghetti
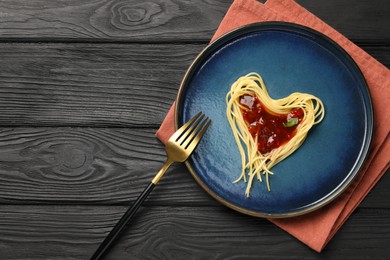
[226,73,325,197]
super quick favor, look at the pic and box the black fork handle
[90,182,155,260]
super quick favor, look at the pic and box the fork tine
[177,113,205,145]
[181,115,209,149]
[185,118,211,152]
[170,112,202,142]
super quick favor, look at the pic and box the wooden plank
[0,0,230,42]
[0,205,388,259]
[0,43,204,127]
[296,0,390,43]
[0,127,212,206]
[0,0,388,42]
[0,127,388,208]
[0,44,388,127]
[361,167,390,208]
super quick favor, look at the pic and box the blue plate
[175,22,373,218]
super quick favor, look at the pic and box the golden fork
[91,112,211,260]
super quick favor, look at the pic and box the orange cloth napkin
[156,0,390,252]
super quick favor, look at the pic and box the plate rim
[174,21,373,218]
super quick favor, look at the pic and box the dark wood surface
[0,0,389,259]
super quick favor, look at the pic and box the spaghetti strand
[226,73,325,197]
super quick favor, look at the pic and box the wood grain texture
[296,0,390,43]
[0,205,389,260]
[0,43,204,127]
[0,44,388,127]
[0,0,388,259]
[0,0,229,42]
[0,127,388,208]
[0,0,388,42]
[0,127,212,205]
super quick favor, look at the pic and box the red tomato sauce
[239,94,304,155]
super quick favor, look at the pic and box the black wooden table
[0,1,389,259]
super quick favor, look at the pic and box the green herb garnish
[283,117,299,127]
